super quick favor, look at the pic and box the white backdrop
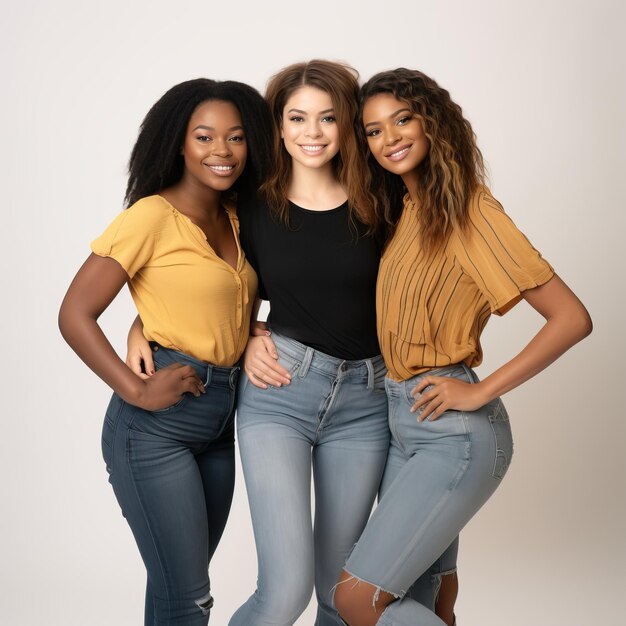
[1,1,624,625]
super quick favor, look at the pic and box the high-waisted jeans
[342,363,513,625]
[102,344,239,626]
[229,332,390,626]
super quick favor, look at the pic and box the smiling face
[181,99,247,192]
[280,86,340,171]
[362,92,430,180]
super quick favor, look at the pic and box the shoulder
[124,195,176,226]
[460,185,517,239]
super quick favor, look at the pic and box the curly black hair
[125,78,272,206]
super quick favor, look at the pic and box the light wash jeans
[342,364,513,625]
[230,332,390,626]
[103,344,239,626]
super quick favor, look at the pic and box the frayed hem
[439,567,457,577]
[332,570,402,612]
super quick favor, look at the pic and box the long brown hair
[360,68,485,251]
[261,60,378,231]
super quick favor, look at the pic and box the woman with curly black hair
[333,68,592,626]
[59,78,272,626]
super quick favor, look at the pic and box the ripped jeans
[102,344,239,626]
[341,364,513,625]
[230,332,390,626]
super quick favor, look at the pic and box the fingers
[126,352,144,376]
[245,370,269,389]
[243,336,291,388]
[178,364,204,396]
[126,349,155,378]
[141,348,155,376]
[261,335,279,359]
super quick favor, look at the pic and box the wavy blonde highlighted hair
[261,60,378,232]
[360,68,486,250]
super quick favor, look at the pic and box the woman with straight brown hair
[228,59,390,626]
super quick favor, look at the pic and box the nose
[304,122,322,138]
[383,126,401,146]
[211,138,232,156]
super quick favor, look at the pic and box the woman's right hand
[134,362,205,411]
[126,315,154,379]
[243,335,291,389]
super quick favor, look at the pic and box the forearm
[478,275,592,403]
[59,311,144,404]
[478,309,591,403]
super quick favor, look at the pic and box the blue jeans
[102,344,239,626]
[342,364,513,625]
[230,333,390,626]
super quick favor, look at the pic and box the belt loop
[229,366,240,388]
[204,364,213,387]
[460,362,476,384]
[299,347,314,378]
[365,359,375,390]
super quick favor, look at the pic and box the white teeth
[301,145,325,153]
[208,165,234,171]
[390,147,410,158]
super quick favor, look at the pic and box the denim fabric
[102,344,239,626]
[230,332,390,626]
[343,364,513,625]
[380,443,459,613]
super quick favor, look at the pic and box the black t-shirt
[238,195,380,360]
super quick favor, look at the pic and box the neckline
[288,199,348,214]
[155,194,242,272]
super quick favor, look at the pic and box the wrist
[474,379,497,406]
[120,375,148,407]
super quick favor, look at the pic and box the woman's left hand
[410,376,489,421]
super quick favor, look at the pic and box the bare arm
[412,274,592,420]
[126,315,154,378]
[242,298,291,389]
[59,253,204,410]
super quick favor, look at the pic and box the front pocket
[150,393,190,415]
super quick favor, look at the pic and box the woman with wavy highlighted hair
[333,68,592,625]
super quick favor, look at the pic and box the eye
[397,116,412,126]
[321,115,336,123]
[289,116,304,123]
[229,135,245,143]
[366,129,381,138]
[196,135,212,142]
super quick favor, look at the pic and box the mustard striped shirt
[377,187,554,381]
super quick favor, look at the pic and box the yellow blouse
[91,195,257,366]
[377,187,554,381]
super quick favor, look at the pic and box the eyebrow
[364,108,412,129]
[192,124,244,132]
[287,108,335,115]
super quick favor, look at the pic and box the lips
[204,162,237,176]
[384,144,412,162]
[299,144,327,155]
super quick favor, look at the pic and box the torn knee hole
[195,593,214,616]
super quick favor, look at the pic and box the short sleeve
[90,197,164,278]
[454,188,554,315]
